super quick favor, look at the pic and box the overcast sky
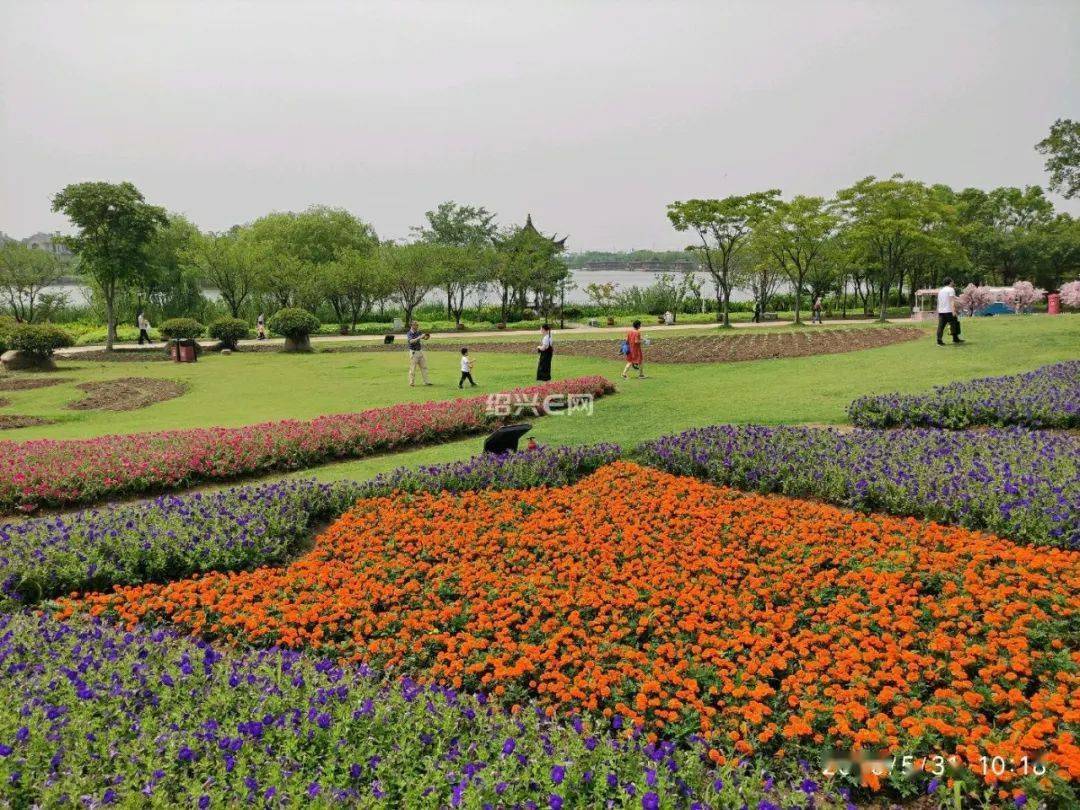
[2,1,1077,250]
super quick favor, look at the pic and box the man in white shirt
[935,278,963,345]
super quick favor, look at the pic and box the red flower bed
[0,376,614,513]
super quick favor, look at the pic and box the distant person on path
[622,320,647,379]
[811,296,823,324]
[459,347,476,388]
[936,278,964,345]
[137,312,152,345]
[663,310,675,325]
[257,314,266,340]
[407,320,432,386]
[536,323,554,381]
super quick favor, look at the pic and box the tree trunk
[793,273,803,324]
[877,277,890,323]
[105,283,116,351]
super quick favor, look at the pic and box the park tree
[667,192,780,327]
[965,186,1055,285]
[1035,118,1080,200]
[754,196,838,324]
[413,202,498,320]
[141,214,203,318]
[182,230,263,318]
[246,207,377,315]
[376,242,443,326]
[744,236,784,318]
[0,241,65,323]
[492,217,569,322]
[835,176,951,322]
[51,181,167,350]
[320,248,390,332]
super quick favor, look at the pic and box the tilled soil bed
[66,377,188,411]
[0,376,71,392]
[342,326,922,364]
[0,415,54,430]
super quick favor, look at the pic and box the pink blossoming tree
[1004,281,1045,313]
[955,284,997,315]
[1059,280,1080,309]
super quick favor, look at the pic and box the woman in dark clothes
[536,323,553,381]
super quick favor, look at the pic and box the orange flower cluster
[65,462,1080,785]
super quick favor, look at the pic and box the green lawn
[2,316,1077,484]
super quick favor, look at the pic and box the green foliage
[0,314,16,353]
[667,192,781,325]
[0,242,66,323]
[208,317,250,349]
[1036,118,1080,200]
[158,317,205,340]
[267,307,320,339]
[50,181,168,349]
[7,323,73,356]
[413,200,497,247]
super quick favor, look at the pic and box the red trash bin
[1047,292,1060,315]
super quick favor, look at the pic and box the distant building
[22,231,72,257]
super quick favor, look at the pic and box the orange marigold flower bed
[65,462,1080,784]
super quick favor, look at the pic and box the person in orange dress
[622,320,646,379]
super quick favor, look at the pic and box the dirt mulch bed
[66,377,188,412]
[69,349,171,363]
[341,326,922,364]
[0,415,54,430]
[0,376,72,392]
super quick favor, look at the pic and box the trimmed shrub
[0,315,16,354]
[209,317,250,350]
[158,318,205,340]
[7,323,73,357]
[268,308,321,340]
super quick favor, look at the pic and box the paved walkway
[57,318,909,356]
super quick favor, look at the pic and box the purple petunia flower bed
[0,613,850,808]
[847,360,1080,429]
[0,444,621,608]
[634,425,1079,548]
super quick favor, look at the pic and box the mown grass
[1,316,1076,484]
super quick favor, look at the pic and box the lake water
[52,270,754,309]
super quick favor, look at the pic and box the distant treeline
[564,250,700,269]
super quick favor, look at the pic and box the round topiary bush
[158,318,205,340]
[0,315,16,355]
[268,308,320,352]
[1,323,74,371]
[208,317,250,351]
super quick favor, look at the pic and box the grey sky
[2,0,1077,249]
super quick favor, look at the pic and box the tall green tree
[376,242,443,326]
[51,181,167,349]
[246,206,378,316]
[0,242,65,323]
[413,202,498,320]
[182,231,263,318]
[141,214,202,318]
[754,196,838,324]
[835,176,951,322]
[667,192,780,326]
[492,219,569,322]
[1036,118,1080,200]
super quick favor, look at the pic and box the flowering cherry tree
[1059,280,1080,309]
[1004,280,1045,313]
[955,284,996,315]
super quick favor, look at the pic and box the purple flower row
[847,360,1080,429]
[635,425,1079,548]
[0,445,622,607]
[0,613,852,808]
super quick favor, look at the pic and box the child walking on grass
[459,347,476,388]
